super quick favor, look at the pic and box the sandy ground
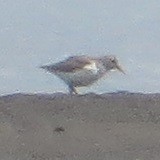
[0,92,160,160]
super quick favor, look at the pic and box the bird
[40,55,125,94]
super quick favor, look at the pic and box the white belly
[55,63,105,87]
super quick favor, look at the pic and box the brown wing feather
[41,56,92,73]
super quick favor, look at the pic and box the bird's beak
[116,64,126,74]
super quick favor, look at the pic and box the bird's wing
[41,56,94,73]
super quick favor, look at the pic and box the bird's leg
[73,87,78,94]
[68,84,78,95]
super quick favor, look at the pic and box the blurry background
[0,0,159,95]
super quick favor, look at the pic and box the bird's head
[100,55,125,74]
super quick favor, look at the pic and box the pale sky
[0,0,160,95]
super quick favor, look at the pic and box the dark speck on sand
[54,126,65,133]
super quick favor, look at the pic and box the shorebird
[40,55,125,94]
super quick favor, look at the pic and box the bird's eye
[110,57,115,63]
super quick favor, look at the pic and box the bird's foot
[68,85,78,95]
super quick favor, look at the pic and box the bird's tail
[40,65,53,72]
[40,65,49,70]
[40,65,56,73]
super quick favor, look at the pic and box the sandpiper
[40,55,125,94]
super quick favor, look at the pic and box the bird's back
[40,55,93,73]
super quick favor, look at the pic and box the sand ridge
[0,92,160,160]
